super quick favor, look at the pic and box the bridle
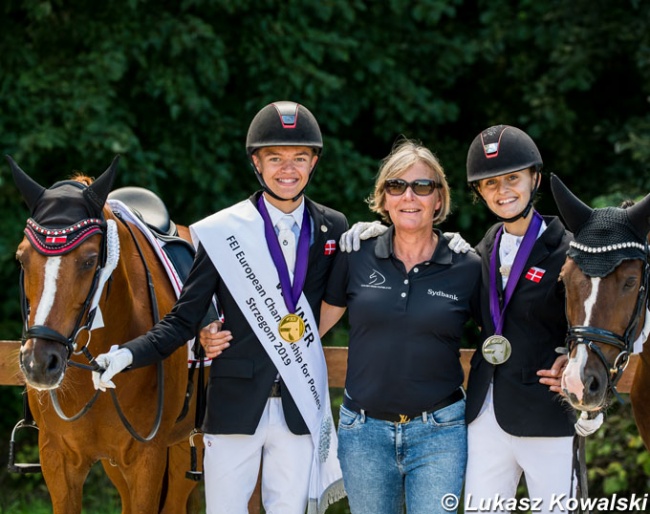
[20,217,108,366]
[564,241,650,405]
[19,212,165,442]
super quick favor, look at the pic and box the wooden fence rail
[1,340,639,391]
[0,340,640,513]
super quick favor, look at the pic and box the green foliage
[585,402,650,497]
[1,0,650,510]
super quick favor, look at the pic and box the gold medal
[278,314,305,343]
[482,335,512,365]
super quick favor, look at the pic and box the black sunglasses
[384,178,440,197]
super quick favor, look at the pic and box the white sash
[191,199,345,514]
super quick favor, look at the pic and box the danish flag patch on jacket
[525,266,546,283]
[324,240,337,255]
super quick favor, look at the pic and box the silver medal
[482,335,512,365]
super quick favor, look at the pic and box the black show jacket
[465,216,576,437]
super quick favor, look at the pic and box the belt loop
[422,411,428,422]
[360,409,366,422]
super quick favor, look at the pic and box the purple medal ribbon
[489,211,543,335]
[257,196,310,314]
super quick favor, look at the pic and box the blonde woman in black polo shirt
[320,139,481,514]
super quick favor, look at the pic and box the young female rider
[464,125,600,513]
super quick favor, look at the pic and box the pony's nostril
[46,352,61,373]
[584,374,600,395]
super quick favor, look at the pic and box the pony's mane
[70,173,94,186]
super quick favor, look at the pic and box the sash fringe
[308,479,347,514]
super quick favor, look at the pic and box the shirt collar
[374,225,453,265]
[500,219,548,254]
[262,195,305,228]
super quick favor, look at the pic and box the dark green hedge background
[1,0,649,511]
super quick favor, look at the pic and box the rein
[565,242,650,405]
[20,212,165,442]
[104,212,164,442]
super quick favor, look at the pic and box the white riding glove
[574,411,604,437]
[339,221,388,252]
[443,232,473,254]
[92,345,134,392]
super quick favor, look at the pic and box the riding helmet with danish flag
[467,125,543,221]
[246,101,322,202]
[467,125,543,183]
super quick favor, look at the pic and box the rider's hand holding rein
[92,345,134,391]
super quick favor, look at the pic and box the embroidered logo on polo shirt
[361,269,391,290]
[368,269,385,285]
[427,289,459,301]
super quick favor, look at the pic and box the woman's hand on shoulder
[339,221,387,252]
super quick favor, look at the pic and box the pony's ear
[550,173,593,233]
[7,155,46,213]
[84,155,120,212]
[626,192,650,240]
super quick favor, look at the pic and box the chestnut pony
[551,174,650,449]
[10,156,202,513]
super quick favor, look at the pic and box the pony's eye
[624,276,638,290]
[80,256,98,270]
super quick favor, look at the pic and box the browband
[25,218,105,256]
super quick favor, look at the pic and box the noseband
[565,242,650,405]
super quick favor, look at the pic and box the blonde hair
[368,139,451,225]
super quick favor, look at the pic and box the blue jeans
[338,399,467,514]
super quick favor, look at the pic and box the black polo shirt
[324,226,481,414]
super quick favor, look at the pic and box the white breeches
[203,398,313,514]
[465,386,575,514]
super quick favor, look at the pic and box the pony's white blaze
[562,345,589,401]
[584,277,601,326]
[33,256,62,326]
[562,277,602,402]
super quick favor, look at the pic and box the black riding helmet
[467,125,543,222]
[246,101,323,202]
